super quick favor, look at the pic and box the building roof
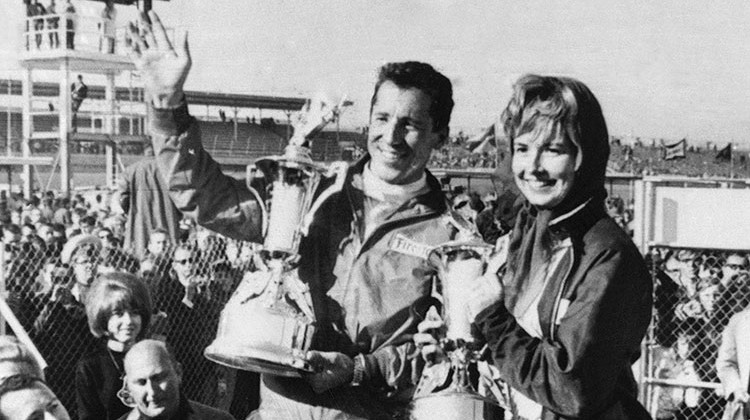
[185,91,307,111]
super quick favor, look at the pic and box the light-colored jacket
[716,307,750,396]
[150,104,466,419]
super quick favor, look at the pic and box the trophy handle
[300,161,348,235]
[246,164,270,237]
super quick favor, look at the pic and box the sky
[2,0,750,146]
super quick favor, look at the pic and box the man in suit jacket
[118,340,233,420]
[716,305,750,404]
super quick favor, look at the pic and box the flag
[715,143,732,162]
[624,145,634,161]
[662,139,686,160]
[466,125,496,154]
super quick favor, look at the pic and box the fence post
[0,246,5,335]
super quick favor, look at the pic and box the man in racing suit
[127,12,466,419]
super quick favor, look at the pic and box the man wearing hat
[32,235,101,414]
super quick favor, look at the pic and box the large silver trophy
[412,216,512,420]
[205,95,349,377]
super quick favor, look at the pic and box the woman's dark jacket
[75,345,129,420]
[474,201,653,420]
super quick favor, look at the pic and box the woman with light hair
[417,75,652,419]
[75,272,152,420]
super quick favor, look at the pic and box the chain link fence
[0,232,261,419]
[643,245,750,420]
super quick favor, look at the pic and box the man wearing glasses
[153,243,219,406]
[715,253,750,329]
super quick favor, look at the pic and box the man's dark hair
[370,61,454,133]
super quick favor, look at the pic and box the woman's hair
[501,74,610,202]
[0,336,43,381]
[84,272,152,339]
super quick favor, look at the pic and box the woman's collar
[547,197,606,239]
[550,198,592,226]
[107,339,130,352]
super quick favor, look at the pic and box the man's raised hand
[126,11,191,108]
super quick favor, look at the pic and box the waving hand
[126,11,191,108]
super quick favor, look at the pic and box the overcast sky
[2,0,750,145]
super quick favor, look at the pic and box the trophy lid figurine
[205,94,349,377]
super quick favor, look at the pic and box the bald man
[118,340,232,420]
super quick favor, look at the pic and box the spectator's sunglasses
[725,263,745,270]
[174,258,194,265]
[453,200,469,210]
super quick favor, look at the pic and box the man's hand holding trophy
[203,93,349,379]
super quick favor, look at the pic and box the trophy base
[204,342,312,378]
[411,391,492,420]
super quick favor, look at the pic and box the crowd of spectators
[0,188,262,419]
[649,249,750,419]
[0,180,737,420]
[429,146,497,169]
[423,134,750,180]
[609,141,750,178]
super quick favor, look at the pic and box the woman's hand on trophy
[466,271,503,322]
[414,306,447,366]
[303,351,354,393]
[125,11,191,108]
[463,240,507,321]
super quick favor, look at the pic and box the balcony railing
[23,12,131,56]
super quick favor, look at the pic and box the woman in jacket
[417,75,653,419]
[75,272,152,420]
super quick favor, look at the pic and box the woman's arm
[75,358,105,420]
[475,246,652,417]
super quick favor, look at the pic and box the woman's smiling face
[511,126,578,209]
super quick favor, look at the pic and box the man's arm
[716,314,748,401]
[126,11,263,242]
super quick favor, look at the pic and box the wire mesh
[1,232,260,419]
[645,246,750,420]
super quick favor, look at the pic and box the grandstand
[0,87,365,185]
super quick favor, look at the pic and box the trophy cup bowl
[205,96,349,377]
[412,237,497,419]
